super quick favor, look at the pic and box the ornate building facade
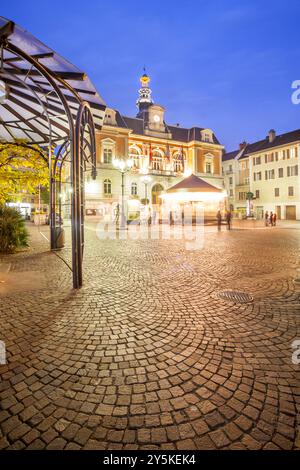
[85,72,224,220]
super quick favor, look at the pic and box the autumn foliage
[0,140,49,204]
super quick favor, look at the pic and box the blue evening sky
[2,0,300,150]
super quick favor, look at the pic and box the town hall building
[84,71,224,221]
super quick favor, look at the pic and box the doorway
[285,205,296,220]
[151,184,164,205]
[276,206,281,220]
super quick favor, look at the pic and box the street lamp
[113,157,133,229]
[141,175,152,204]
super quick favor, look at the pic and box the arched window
[172,152,184,173]
[152,150,163,171]
[103,148,113,164]
[104,179,112,194]
[129,147,140,168]
[131,182,138,196]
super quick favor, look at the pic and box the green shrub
[0,205,29,253]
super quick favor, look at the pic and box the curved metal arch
[73,101,97,287]
[1,31,103,288]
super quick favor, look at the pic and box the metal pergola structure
[0,17,106,288]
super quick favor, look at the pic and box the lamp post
[113,157,133,229]
[141,175,152,204]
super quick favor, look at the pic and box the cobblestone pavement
[0,222,300,450]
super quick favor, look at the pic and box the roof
[246,128,300,154]
[0,17,106,144]
[166,174,223,193]
[223,128,300,161]
[222,150,239,162]
[109,112,221,145]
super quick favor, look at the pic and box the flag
[166,144,170,161]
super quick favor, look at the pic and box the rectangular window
[287,165,298,176]
[229,177,233,185]
[103,148,113,164]
[229,189,233,197]
[275,152,279,161]
[255,190,260,199]
[278,168,284,178]
[206,162,212,174]
[288,186,294,196]
[286,149,290,159]
[275,188,280,197]
[266,169,275,180]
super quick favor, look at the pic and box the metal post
[121,171,126,229]
[71,134,80,288]
[50,176,56,250]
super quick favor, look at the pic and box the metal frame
[0,18,105,288]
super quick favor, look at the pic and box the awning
[160,174,226,202]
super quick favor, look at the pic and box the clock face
[153,114,160,123]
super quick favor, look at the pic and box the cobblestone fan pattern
[0,223,300,450]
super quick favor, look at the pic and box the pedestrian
[265,211,269,227]
[269,211,273,226]
[226,210,232,230]
[273,213,277,226]
[216,210,222,231]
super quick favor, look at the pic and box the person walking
[216,210,222,231]
[273,212,277,226]
[269,211,273,226]
[265,211,269,227]
[226,210,232,230]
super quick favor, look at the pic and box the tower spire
[136,68,153,117]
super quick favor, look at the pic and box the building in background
[85,71,224,221]
[222,129,300,220]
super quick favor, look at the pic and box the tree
[0,205,29,253]
[0,140,49,204]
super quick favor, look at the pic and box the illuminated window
[103,148,113,164]
[104,179,112,194]
[131,182,138,196]
[205,162,212,174]
[152,151,163,171]
[129,147,140,168]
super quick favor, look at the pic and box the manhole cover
[217,291,253,304]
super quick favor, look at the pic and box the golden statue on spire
[140,67,150,86]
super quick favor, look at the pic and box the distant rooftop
[223,128,300,161]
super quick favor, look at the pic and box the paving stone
[0,223,299,450]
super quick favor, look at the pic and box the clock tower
[136,70,153,119]
[136,70,169,136]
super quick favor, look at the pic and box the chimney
[268,129,276,143]
[239,141,247,150]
